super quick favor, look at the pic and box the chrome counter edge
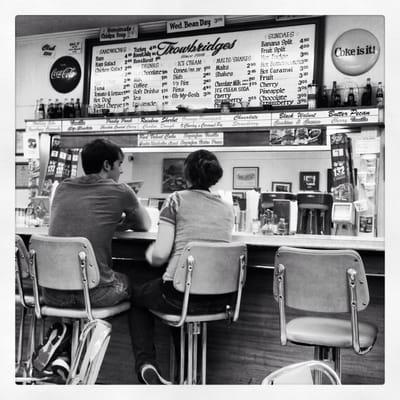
[16,226,385,252]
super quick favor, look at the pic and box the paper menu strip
[355,138,381,154]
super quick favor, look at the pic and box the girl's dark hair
[81,138,123,174]
[184,149,223,189]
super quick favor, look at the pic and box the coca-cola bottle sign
[49,56,81,93]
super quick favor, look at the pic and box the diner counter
[17,226,385,275]
[15,225,385,384]
[15,224,385,384]
[16,226,385,252]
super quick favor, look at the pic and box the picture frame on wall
[271,181,292,192]
[299,171,320,191]
[162,158,187,193]
[15,129,25,156]
[15,162,29,189]
[233,167,259,190]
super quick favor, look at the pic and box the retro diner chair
[262,360,341,385]
[15,235,37,381]
[28,234,131,384]
[150,241,247,384]
[273,246,378,381]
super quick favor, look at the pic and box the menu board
[137,132,224,147]
[84,20,321,114]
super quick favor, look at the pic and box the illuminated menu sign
[270,107,379,126]
[86,23,316,113]
[137,132,224,147]
[26,108,379,136]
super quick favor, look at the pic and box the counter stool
[15,235,36,381]
[67,318,112,384]
[273,246,378,381]
[28,234,131,384]
[150,241,247,384]
[262,360,341,385]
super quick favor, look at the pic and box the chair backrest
[15,235,30,279]
[273,246,369,313]
[262,360,341,385]
[29,235,100,290]
[173,241,247,295]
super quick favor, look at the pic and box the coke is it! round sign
[331,29,380,76]
[49,56,81,93]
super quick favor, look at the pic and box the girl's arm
[145,221,175,266]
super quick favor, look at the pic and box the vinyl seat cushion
[40,301,130,319]
[286,316,378,349]
[150,309,228,323]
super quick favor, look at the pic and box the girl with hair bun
[129,149,234,384]
[183,149,223,190]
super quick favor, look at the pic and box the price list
[171,56,207,107]
[91,45,128,113]
[258,25,315,107]
[213,55,259,107]
[122,45,169,112]
[88,24,317,113]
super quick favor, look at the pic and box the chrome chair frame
[274,246,377,380]
[151,241,247,385]
[262,360,341,385]
[27,234,130,385]
[67,319,112,385]
[15,235,36,382]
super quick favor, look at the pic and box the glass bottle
[70,98,75,118]
[252,218,261,235]
[331,81,341,107]
[261,210,274,235]
[277,218,286,235]
[75,98,82,118]
[38,98,45,119]
[376,82,384,106]
[63,98,69,118]
[55,99,63,118]
[319,85,329,108]
[361,77,372,106]
[271,213,278,234]
[347,87,356,106]
[34,99,40,119]
[233,201,240,232]
[307,82,317,109]
[47,99,54,119]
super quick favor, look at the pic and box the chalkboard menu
[84,18,323,114]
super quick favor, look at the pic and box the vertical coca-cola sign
[49,56,81,93]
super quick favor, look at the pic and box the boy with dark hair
[44,138,151,307]
[81,138,123,175]
[35,138,151,377]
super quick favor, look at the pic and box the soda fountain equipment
[258,192,297,234]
